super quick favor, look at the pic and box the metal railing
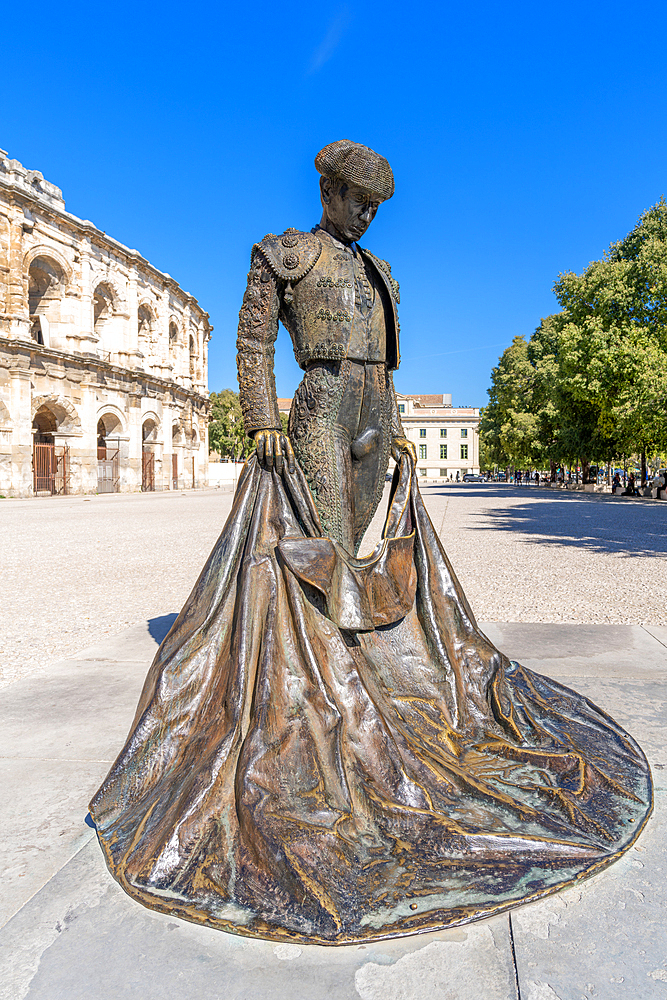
[33,443,70,495]
[142,451,155,492]
[97,447,120,493]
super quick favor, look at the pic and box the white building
[395,392,480,480]
[0,151,211,497]
[277,392,481,482]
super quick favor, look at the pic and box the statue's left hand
[391,436,417,463]
[253,429,296,476]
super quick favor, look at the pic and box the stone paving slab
[644,624,667,649]
[1,619,665,999]
[0,759,99,930]
[0,620,172,927]
[507,666,667,1000]
[512,792,666,1000]
[481,622,667,680]
[0,842,518,1000]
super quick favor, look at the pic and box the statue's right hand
[253,429,296,476]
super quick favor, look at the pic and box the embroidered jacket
[236,227,402,433]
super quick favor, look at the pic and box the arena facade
[0,150,211,497]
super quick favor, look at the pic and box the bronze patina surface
[90,142,652,944]
[235,139,411,553]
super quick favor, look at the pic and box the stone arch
[189,333,197,375]
[96,404,126,439]
[169,315,181,344]
[26,252,68,345]
[91,269,127,304]
[91,272,128,313]
[0,400,12,430]
[33,407,57,443]
[138,300,157,344]
[31,394,81,433]
[142,411,160,445]
[0,216,10,276]
[23,245,72,286]
[172,418,185,446]
[93,281,118,333]
[138,296,158,315]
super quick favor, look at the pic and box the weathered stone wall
[0,151,211,496]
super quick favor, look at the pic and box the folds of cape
[88,452,653,944]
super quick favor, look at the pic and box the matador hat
[315,140,395,201]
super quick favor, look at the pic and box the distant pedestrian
[623,473,639,497]
[612,473,621,494]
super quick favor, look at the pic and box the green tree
[524,315,563,477]
[542,313,618,480]
[479,336,543,470]
[482,199,667,483]
[208,389,255,462]
[554,198,667,475]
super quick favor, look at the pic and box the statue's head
[315,140,394,244]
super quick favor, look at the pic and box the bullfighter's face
[321,179,383,244]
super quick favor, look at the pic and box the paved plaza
[2,482,666,998]
[2,482,666,688]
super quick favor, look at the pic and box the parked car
[462,473,486,483]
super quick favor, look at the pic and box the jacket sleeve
[388,371,405,438]
[236,250,282,434]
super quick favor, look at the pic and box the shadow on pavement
[148,613,178,646]
[423,485,667,557]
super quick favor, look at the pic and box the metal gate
[97,448,120,493]
[33,442,70,495]
[142,450,155,492]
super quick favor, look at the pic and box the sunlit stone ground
[2,482,665,688]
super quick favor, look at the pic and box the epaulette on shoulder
[360,247,400,303]
[252,228,322,282]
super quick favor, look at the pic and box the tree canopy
[208,389,289,462]
[208,389,255,462]
[480,199,667,478]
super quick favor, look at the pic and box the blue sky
[3,0,667,407]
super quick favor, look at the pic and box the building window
[461,444,468,460]
[398,403,405,413]
[440,444,447,459]
[93,283,114,334]
[29,256,64,349]
[419,444,427,460]
[138,304,154,344]
[419,428,426,438]
[440,428,447,437]
[440,469,447,476]
[419,468,427,477]
[189,334,196,376]
[461,428,468,438]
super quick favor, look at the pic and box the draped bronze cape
[90,456,652,944]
